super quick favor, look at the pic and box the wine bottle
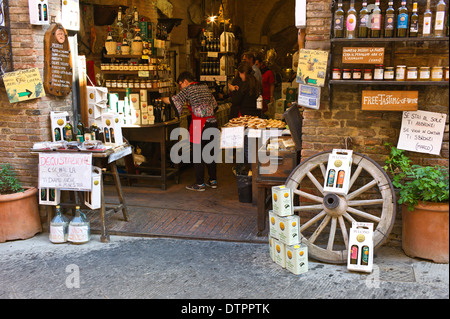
[410,2,419,37]
[63,116,73,141]
[434,0,447,37]
[371,0,382,38]
[346,0,357,39]
[384,1,396,38]
[76,114,85,143]
[423,0,433,37]
[397,0,409,37]
[333,0,345,38]
[358,0,369,38]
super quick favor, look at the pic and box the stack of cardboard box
[268,185,308,275]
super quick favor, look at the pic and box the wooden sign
[2,68,45,103]
[44,23,73,96]
[362,90,418,111]
[343,47,385,64]
[397,110,447,155]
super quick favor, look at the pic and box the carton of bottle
[323,149,353,195]
[347,222,374,273]
[268,210,279,239]
[84,167,101,209]
[50,111,69,142]
[273,238,286,268]
[271,185,294,217]
[277,214,300,245]
[285,243,308,275]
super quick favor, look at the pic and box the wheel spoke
[346,206,381,222]
[300,210,327,232]
[293,189,323,203]
[346,179,378,200]
[348,164,363,190]
[348,199,384,206]
[327,217,337,251]
[319,163,327,180]
[338,216,349,249]
[309,215,331,244]
[294,204,323,212]
[343,212,357,224]
[306,171,324,195]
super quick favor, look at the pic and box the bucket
[236,174,252,203]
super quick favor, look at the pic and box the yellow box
[140,89,148,102]
[285,243,308,275]
[273,238,286,268]
[271,185,294,217]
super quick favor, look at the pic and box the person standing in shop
[255,54,275,115]
[162,71,218,192]
[241,51,262,87]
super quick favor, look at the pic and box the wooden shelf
[329,80,449,86]
[331,36,449,43]
[102,70,158,75]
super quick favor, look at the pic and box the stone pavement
[0,233,448,304]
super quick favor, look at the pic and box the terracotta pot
[0,187,42,243]
[402,201,449,263]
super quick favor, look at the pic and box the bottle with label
[117,6,123,23]
[336,170,345,188]
[423,0,433,37]
[346,0,357,39]
[371,0,382,38]
[132,28,143,55]
[397,0,409,37]
[68,206,90,245]
[121,32,130,55]
[409,2,419,37]
[350,245,358,264]
[327,169,336,187]
[54,127,62,141]
[201,29,207,51]
[434,0,447,37]
[384,1,395,38]
[105,26,117,55]
[49,205,69,244]
[90,122,100,140]
[361,245,370,265]
[133,6,139,24]
[334,0,345,38]
[358,0,369,38]
[63,116,73,141]
[76,114,85,143]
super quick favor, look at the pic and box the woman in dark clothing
[228,62,262,119]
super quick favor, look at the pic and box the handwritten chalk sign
[38,152,92,190]
[220,126,245,149]
[2,68,45,103]
[362,90,418,111]
[343,47,385,64]
[397,110,447,155]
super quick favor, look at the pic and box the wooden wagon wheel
[285,151,396,264]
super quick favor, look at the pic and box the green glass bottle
[76,114,85,143]
[358,0,369,38]
[333,0,345,38]
[409,2,419,37]
[346,0,357,39]
[397,0,409,38]
[384,1,395,38]
[63,116,73,141]
[371,0,382,38]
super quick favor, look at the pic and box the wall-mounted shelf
[331,36,450,43]
[329,80,449,86]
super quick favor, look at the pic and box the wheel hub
[323,193,347,217]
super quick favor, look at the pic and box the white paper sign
[39,152,93,190]
[298,84,321,109]
[220,126,245,149]
[397,110,447,155]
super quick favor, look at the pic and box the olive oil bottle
[423,0,433,37]
[358,0,369,38]
[434,0,447,37]
[334,0,345,38]
[346,0,357,39]
[397,0,409,38]
[409,2,419,37]
[371,0,382,38]
[384,1,396,38]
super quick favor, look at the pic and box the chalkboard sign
[44,23,73,96]
[397,110,447,155]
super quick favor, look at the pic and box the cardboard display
[285,243,308,275]
[84,167,101,209]
[271,185,294,217]
[323,149,353,195]
[347,222,374,273]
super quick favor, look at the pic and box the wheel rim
[285,151,396,264]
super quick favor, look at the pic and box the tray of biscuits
[224,115,286,129]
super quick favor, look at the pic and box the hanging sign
[61,0,80,31]
[343,47,385,64]
[44,23,73,96]
[296,49,329,87]
[362,90,418,111]
[397,110,447,155]
[2,68,45,103]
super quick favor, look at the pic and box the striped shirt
[170,83,217,118]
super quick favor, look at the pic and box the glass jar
[445,67,449,81]
[68,206,90,244]
[49,205,69,244]
[117,80,123,88]
[118,63,124,71]
[431,66,443,81]
[364,69,373,80]
[106,80,111,88]
[374,65,384,80]
[406,67,418,80]
[352,69,362,80]
[419,67,430,80]
[395,65,406,81]
[104,63,110,71]
[342,69,352,79]
[384,67,395,80]
[111,80,117,88]
[332,68,341,80]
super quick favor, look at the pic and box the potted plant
[0,164,42,243]
[384,144,449,263]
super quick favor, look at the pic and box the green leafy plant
[383,143,449,211]
[0,164,24,195]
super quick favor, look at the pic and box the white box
[323,149,353,195]
[28,0,50,25]
[129,93,140,110]
[268,210,279,239]
[109,93,119,112]
[286,243,308,275]
[140,90,147,102]
[140,101,148,113]
[132,110,141,125]
[50,111,68,142]
[87,86,108,106]
[269,237,276,262]
[39,187,61,205]
[141,113,149,125]
[84,167,101,209]
[273,238,286,268]
[277,214,300,245]
[271,185,294,217]
[347,222,374,273]
[87,103,104,120]
[101,113,123,145]
[295,0,306,28]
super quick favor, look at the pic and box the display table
[121,119,181,190]
[31,144,131,243]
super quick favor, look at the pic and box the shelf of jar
[331,36,449,43]
[105,87,176,93]
[200,75,228,82]
[104,54,165,59]
[102,70,158,75]
[329,79,449,86]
